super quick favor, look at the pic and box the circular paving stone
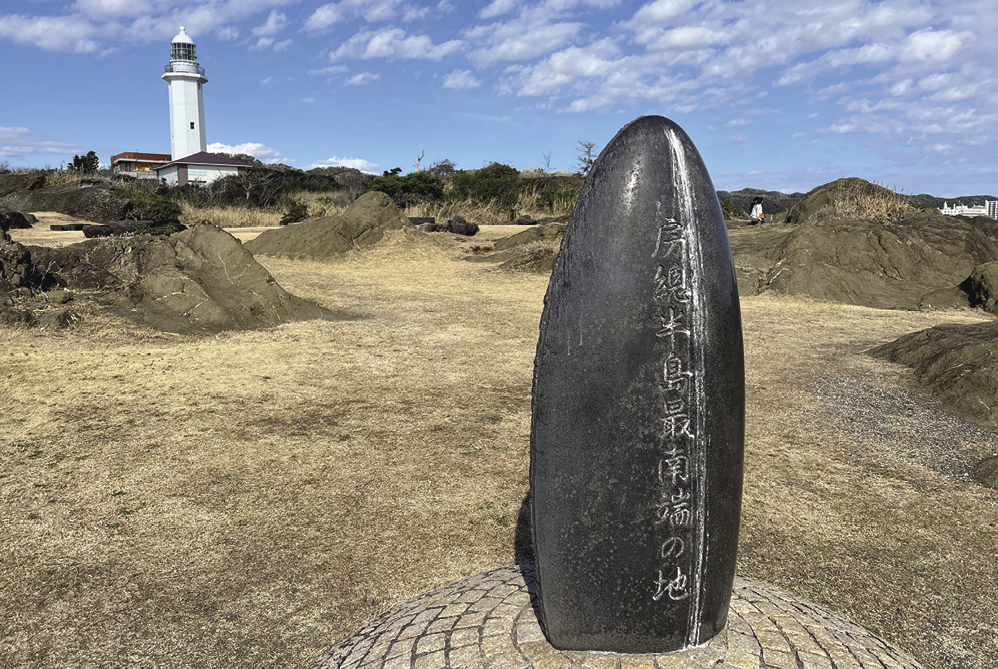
[307,565,922,669]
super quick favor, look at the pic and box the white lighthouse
[162,26,207,160]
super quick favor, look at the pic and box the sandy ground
[1,224,997,668]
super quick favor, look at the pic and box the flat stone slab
[307,566,923,669]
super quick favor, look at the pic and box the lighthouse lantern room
[162,26,208,160]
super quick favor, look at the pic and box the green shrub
[371,170,444,209]
[449,163,524,218]
[280,201,310,225]
[116,188,183,225]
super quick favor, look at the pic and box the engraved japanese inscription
[530,116,744,654]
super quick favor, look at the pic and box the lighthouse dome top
[172,26,195,45]
[170,26,198,62]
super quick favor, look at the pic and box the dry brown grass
[805,181,918,225]
[405,188,577,225]
[2,228,997,668]
[180,203,284,228]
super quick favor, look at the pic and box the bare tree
[414,149,425,172]
[576,141,598,175]
[542,150,552,174]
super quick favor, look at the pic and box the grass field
[2,225,997,668]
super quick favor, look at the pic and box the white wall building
[940,201,997,219]
[155,152,248,186]
[162,27,207,160]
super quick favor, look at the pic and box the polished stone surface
[530,116,744,652]
[307,566,923,669]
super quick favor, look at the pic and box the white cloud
[900,28,968,62]
[467,21,583,62]
[309,65,348,76]
[252,10,288,37]
[300,97,315,104]
[252,37,274,49]
[274,39,292,52]
[791,132,806,140]
[728,134,747,143]
[345,71,380,85]
[216,27,239,41]
[307,156,380,173]
[304,3,343,32]
[0,127,79,160]
[724,118,749,127]
[332,28,463,61]
[480,0,520,19]
[207,141,286,164]
[0,15,98,53]
[443,70,481,89]
[73,0,152,18]
[304,0,404,32]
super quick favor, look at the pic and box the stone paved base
[307,566,922,669]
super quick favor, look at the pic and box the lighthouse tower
[162,26,208,160]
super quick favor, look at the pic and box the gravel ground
[805,373,998,484]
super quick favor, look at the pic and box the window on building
[190,122,195,130]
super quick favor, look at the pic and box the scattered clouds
[252,10,287,37]
[345,72,380,85]
[331,28,462,61]
[309,65,349,76]
[0,127,78,160]
[724,118,749,128]
[0,15,98,53]
[304,0,410,33]
[728,134,747,143]
[443,69,481,89]
[307,156,380,173]
[73,0,153,18]
[206,141,286,164]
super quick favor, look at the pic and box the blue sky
[1,0,995,196]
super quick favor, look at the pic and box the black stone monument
[530,116,744,653]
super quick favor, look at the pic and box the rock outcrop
[0,173,46,198]
[244,191,415,258]
[4,225,338,334]
[872,321,998,429]
[747,211,998,309]
[0,179,131,223]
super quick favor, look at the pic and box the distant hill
[910,194,997,210]
[717,188,997,217]
[716,188,807,216]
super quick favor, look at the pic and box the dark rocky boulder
[0,173,46,198]
[959,263,998,314]
[757,211,998,309]
[245,191,414,258]
[445,215,478,236]
[872,320,998,429]
[418,215,480,236]
[515,215,539,225]
[0,231,40,293]
[0,211,36,231]
[0,180,131,223]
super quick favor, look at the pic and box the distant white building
[155,151,248,186]
[941,201,998,219]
